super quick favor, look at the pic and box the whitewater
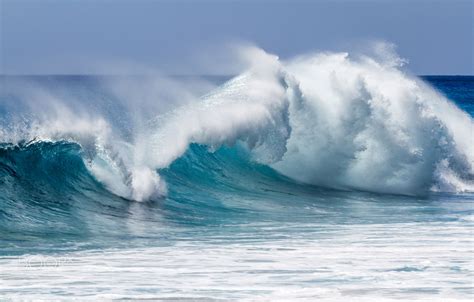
[0,45,473,300]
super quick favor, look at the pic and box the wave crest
[1,45,472,200]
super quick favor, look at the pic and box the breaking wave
[1,45,473,201]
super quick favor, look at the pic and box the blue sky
[1,0,472,75]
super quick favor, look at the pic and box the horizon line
[1,73,473,77]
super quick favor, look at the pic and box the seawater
[0,48,473,300]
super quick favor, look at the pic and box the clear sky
[1,0,472,75]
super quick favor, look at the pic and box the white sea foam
[1,220,472,301]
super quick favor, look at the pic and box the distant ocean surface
[0,55,473,301]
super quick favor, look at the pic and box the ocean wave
[0,45,473,201]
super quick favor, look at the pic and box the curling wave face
[0,46,473,202]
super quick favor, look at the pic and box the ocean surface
[0,52,473,300]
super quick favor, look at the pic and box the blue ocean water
[423,76,474,114]
[0,70,472,300]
